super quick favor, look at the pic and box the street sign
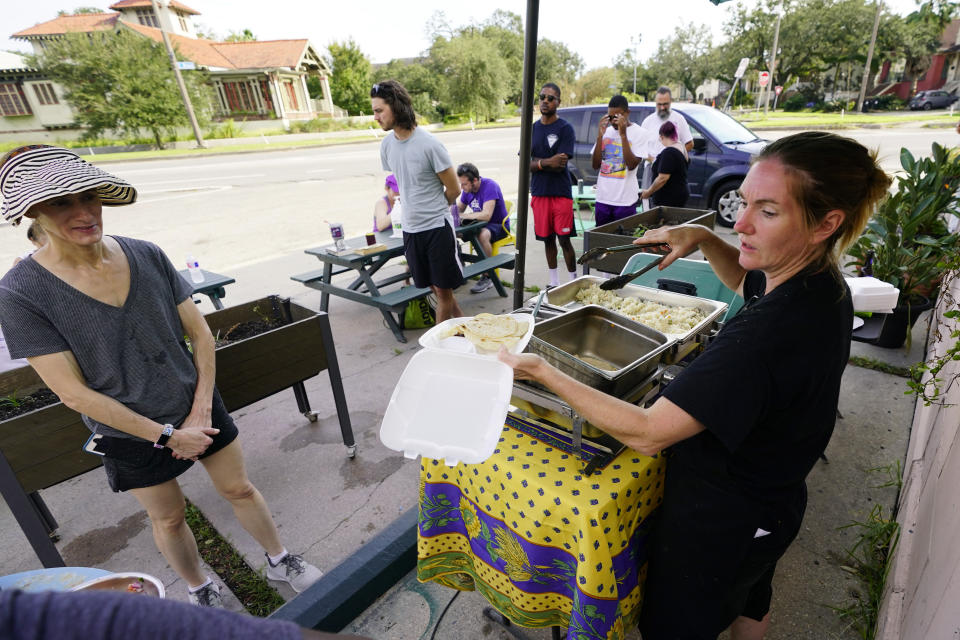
[177,61,196,70]
[734,57,750,79]
[758,71,770,87]
[775,85,783,95]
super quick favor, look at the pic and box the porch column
[271,73,286,120]
[320,75,334,114]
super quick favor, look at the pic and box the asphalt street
[1,125,950,276]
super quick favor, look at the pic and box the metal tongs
[599,254,667,291]
[577,242,670,265]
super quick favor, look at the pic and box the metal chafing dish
[543,275,727,363]
[508,305,672,474]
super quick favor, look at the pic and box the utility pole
[630,35,641,95]
[150,0,205,148]
[857,0,883,112]
[763,7,782,116]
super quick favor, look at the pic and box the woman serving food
[0,146,322,607]
[500,132,891,639]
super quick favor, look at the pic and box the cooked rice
[574,283,705,334]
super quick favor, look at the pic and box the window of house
[136,8,160,28]
[32,83,59,106]
[177,12,188,32]
[222,80,257,112]
[0,83,32,116]
[283,80,300,111]
[259,80,274,113]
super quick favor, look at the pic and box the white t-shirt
[640,110,693,160]
[590,123,649,206]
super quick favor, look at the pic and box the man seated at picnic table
[454,162,510,294]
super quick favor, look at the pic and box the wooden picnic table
[292,222,515,343]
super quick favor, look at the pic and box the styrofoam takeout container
[845,277,900,314]
[418,313,535,356]
[379,349,512,466]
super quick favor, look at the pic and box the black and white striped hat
[0,145,137,223]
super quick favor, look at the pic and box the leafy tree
[536,38,584,99]
[613,49,660,99]
[326,39,372,115]
[570,67,619,105]
[27,31,213,148]
[57,7,102,15]
[892,0,957,93]
[429,33,509,121]
[648,22,714,99]
[224,29,257,42]
[376,58,444,122]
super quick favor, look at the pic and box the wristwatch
[154,424,175,449]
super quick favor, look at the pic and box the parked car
[557,102,766,227]
[908,90,958,110]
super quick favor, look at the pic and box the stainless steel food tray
[526,305,673,397]
[543,276,727,359]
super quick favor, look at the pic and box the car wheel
[923,102,933,110]
[711,180,742,228]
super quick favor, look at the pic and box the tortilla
[440,314,529,353]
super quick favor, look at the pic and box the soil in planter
[0,388,60,421]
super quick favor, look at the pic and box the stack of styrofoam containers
[845,277,900,314]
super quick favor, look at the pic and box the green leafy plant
[847,143,960,304]
[907,253,960,405]
[831,462,902,640]
[0,392,22,409]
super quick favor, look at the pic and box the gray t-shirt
[0,236,197,441]
[379,126,453,233]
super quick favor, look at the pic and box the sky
[4,0,925,70]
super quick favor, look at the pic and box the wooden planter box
[584,207,716,274]
[1,295,354,568]
[206,295,328,413]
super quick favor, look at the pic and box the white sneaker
[187,582,223,608]
[265,553,323,592]
[470,275,493,294]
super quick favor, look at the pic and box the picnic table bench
[292,223,515,343]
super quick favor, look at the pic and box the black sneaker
[470,276,493,294]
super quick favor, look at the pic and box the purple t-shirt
[460,178,509,231]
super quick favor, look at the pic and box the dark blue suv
[557,102,766,227]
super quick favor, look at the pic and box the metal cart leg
[0,451,65,568]
[318,313,357,459]
[291,381,318,422]
[482,607,565,640]
[28,491,59,536]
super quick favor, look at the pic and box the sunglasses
[371,83,387,97]
[538,94,558,102]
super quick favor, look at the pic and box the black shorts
[404,221,464,290]
[101,390,239,492]
[638,467,806,639]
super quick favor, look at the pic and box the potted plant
[847,143,960,348]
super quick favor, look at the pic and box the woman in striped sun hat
[0,145,322,605]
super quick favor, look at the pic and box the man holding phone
[591,95,648,226]
[529,82,577,288]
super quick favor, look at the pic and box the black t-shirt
[530,118,575,198]
[662,267,852,506]
[651,146,689,207]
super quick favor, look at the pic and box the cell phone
[83,432,106,456]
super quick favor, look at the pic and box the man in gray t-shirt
[372,80,464,321]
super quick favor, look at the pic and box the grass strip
[848,355,913,378]
[183,499,285,616]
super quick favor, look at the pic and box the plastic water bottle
[186,255,204,283]
[391,198,404,237]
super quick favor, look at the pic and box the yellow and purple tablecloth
[417,419,664,640]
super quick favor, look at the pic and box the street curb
[268,506,418,631]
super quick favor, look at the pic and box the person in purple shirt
[455,163,510,293]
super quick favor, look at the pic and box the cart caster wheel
[345,445,357,459]
[304,411,319,422]
[483,606,511,626]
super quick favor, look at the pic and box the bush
[782,94,807,112]
[863,95,906,111]
[206,119,243,139]
[818,100,854,113]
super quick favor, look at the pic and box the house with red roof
[4,1,335,139]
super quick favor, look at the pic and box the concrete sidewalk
[0,222,924,639]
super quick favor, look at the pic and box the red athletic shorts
[531,196,575,240]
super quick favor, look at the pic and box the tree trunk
[152,128,165,150]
